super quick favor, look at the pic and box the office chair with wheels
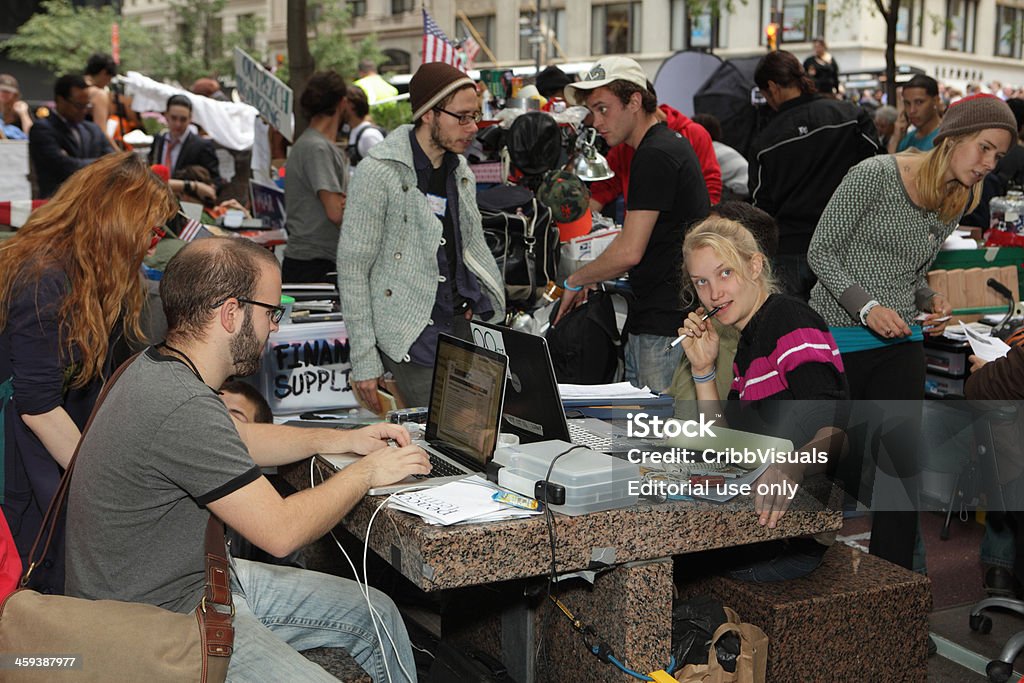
[963,402,1024,682]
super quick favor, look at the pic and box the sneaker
[984,566,1020,599]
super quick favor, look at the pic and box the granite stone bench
[301,647,372,682]
[678,545,931,683]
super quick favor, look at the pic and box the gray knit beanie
[409,62,475,122]
[935,94,1019,145]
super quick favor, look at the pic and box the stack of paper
[957,319,1011,362]
[557,382,657,401]
[944,321,997,342]
[387,476,542,525]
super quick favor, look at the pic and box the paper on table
[959,319,1011,362]
[386,476,540,525]
[557,381,657,400]
[944,321,995,341]
[690,460,774,503]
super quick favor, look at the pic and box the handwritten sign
[260,322,357,413]
[234,47,294,142]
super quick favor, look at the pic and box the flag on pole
[422,9,464,71]
[460,36,481,69]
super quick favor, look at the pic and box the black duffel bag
[478,184,559,307]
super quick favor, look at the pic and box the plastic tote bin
[259,320,358,415]
[494,440,640,515]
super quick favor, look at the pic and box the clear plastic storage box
[494,440,640,516]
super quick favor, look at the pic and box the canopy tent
[692,56,768,159]
[653,50,724,117]
[123,71,260,151]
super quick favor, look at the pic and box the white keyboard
[567,421,613,452]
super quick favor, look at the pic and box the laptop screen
[469,321,571,444]
[425,335,507,468]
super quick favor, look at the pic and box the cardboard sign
[250,179,286,230]
[234,47,294,142]
[0,141,31,201]
[260,321,358,414]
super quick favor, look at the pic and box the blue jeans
[227,558,416,682]
[624,333,683,395]
[982,514,1016,570]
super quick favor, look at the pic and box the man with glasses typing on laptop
[338,62,504,413]
[65,237,429,682]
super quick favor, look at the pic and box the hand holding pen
[667,305,722,350]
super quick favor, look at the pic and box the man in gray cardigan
[337,62,504,411]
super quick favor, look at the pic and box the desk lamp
[570,128,614,182]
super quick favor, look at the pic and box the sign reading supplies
[260,321,358,413]
[234,48,294,142]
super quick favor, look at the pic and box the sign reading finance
[234,48,294,141]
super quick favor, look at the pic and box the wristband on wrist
[859,300,880,326]
[693,368,717,384]
[563,278,583,292]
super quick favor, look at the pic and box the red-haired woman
[0,151,176,593]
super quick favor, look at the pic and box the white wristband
[859,300,880,326]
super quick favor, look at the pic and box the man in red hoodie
[589,98,722,212]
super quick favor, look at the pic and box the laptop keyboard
[567,422,612,452]
[413,453,468,480]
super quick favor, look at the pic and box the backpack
[544,290,621,384]
[348,124,386,166]
[478,184,559,308]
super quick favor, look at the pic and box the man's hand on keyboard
[331,423,412,456]
[348,443,431,490]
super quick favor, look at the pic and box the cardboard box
[561,226,621,261]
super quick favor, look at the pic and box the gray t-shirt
[284,127,347,263]
[65,348,261,613]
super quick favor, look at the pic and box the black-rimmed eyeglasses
[230,297,286,324]
[433,107,482,126]
[210,294,286,325]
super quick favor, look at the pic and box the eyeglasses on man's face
[236,297,286,324]
[210,296,286,324]
[433,107,482,126]
[61,96,93,111]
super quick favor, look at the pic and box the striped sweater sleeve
[733,326,844,402]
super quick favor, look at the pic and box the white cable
[364,492,418,683]
[309,461,393,681]
[310,459,418,683]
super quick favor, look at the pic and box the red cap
[150,164,170,183]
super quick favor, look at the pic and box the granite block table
[283,459,844,683]
[678,544,932,683]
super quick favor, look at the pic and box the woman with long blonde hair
[678,216,846,581]
[0,151,176,593]
[807,93,1017,572]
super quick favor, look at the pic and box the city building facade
[120,0,1024,88]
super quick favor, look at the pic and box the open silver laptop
[319,333,508,495]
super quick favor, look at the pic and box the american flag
[175,215,213,242]
[460,36,481,69]
[422,9,464,71]
[0,200,47,228]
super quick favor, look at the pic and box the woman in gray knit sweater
[807,94,1017,571]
